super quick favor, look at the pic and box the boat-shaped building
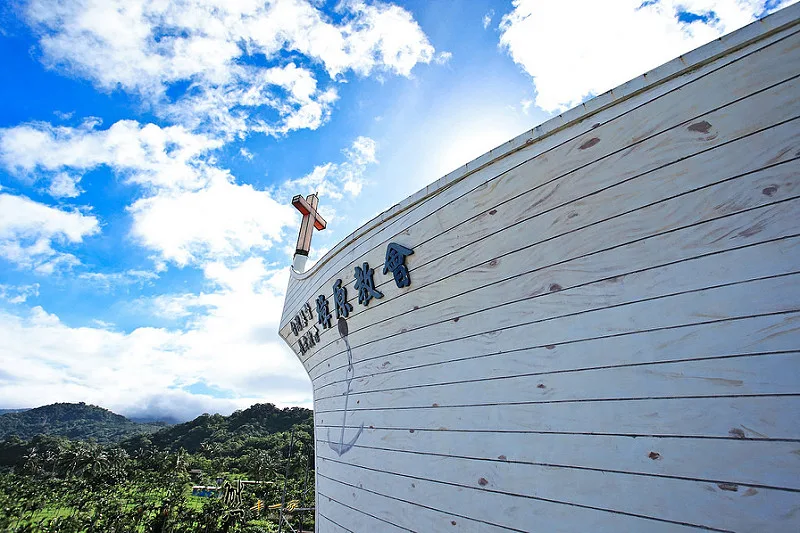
[279,4,800,531]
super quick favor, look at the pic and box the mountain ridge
[0,402,167,444]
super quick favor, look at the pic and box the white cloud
[0,193,99,272]
[1,119,377,269]
[47,172,82,198]
[279,135,378,200]
[239,147,254,160]
[483,9,495,29]
[0,258,312,419]
[25,0,441,136]
[0,119,222,192]
[129,172,296,267]
[0,284,40,304]
[78,269,159,290]
[499,0,796,113]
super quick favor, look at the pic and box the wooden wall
[279,5,800,531]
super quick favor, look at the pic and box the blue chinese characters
[383,242,414,288]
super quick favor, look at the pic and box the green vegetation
[0,403,167,444]
[0,403,315,532]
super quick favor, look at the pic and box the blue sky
[0,0,793,422]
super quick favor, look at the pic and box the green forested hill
[132,403,313,453]
[0,402,315,532]
[0,402,167,444]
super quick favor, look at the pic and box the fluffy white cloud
[0,193,99,272]
[280,135,377,200]
[78,270,159,290]
[1,119,377,268]
[0,284,40,304]
[0,119,222,192]
[0,258,311,420]
[25,0,441,136]
[499,0,796,113]
[47,172,82,198]
[129,173,296,266]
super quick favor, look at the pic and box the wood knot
[452,317,459,323]
[762,185,778,197]
[579,137,600,150]
[478,478,488,486]
[537,383,546,389]
[591,122,601,129]
[729,428,746,439]
[497,455,507,461]
[488,259,498,267]
[432,403,439,407]
[549,283,562,292]
[409,429,415,433]
[688,120,712,134]
[413,305,419,310]
[488,209,497,215]
[717,483,738,492]
[451,521,457,526]
[545,345,556,350]
[369,425,374,429]
[648,451,661,460]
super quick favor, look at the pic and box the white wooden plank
[315,352,800,414]
[317,443,800,533]
[295,113,800,355]
[280,24,800,318]
[317,473,513,533]
[316,493,409,532]
[313,236,800,397]
[280,27,800,327]
[284,3,800,318]
[303,156,800,371]
[282,15,800,533]
[317,458,705,533]
[314,311,800,400]
[309,233,800,385]
[317,512,354,533]
[316,395,800,440]
[322,431,800,491]
[289,108,800,353]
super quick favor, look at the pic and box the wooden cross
[291,193,326,257]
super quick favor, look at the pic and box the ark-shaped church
[279,4,800,531]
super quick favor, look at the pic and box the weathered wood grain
[311,272,800,394]
[313,274,800,395]
[316,351,799,414]
[279,8,800,532]
[294,114,800,357]
[317,444,800,532]
[313,236,800,398]
[302,146,800,369]
[317,512,355,533]
[308,189,800,382]
[317,457,720,533]
[280,26,800,329]
[320,431,800,491]
[318,474,513,532]
[316,494,408,532]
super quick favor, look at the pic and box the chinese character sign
[383,242,414,288]
[317,294,332,328]
[295,242,414,355]
[354,262,383,306]
[332,279,353,318]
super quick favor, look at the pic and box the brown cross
[291,193,327,257]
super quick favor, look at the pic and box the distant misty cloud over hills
[0,0,793,421]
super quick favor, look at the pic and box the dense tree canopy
[0,403,315,532]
